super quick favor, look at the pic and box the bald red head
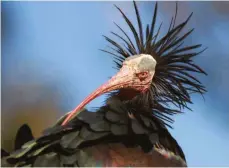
[62,54,157,125]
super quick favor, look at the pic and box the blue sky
[2,1,229,166]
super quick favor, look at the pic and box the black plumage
[1,1,206,167]
[103,1,207,128]
[2,97,186,167]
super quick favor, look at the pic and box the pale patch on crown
[124,54,157,72]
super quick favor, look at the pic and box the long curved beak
[61,67,133,125]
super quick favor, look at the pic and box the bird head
[101,54,157,94]
[61,54,157,125]
[61,1,207,126]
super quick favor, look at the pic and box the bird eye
[136,71,148,81]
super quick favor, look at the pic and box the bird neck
[116,88,140,101]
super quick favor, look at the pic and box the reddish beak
[61,67,133,125]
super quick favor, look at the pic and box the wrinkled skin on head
[62,54,157,125]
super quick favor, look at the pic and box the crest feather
[101,1,207,127]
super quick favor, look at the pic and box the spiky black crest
[101,1,207,128]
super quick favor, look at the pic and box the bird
[1,1,207,167]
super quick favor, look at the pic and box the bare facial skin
[62,54,157,125]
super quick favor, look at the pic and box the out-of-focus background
[1,1,229,166]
